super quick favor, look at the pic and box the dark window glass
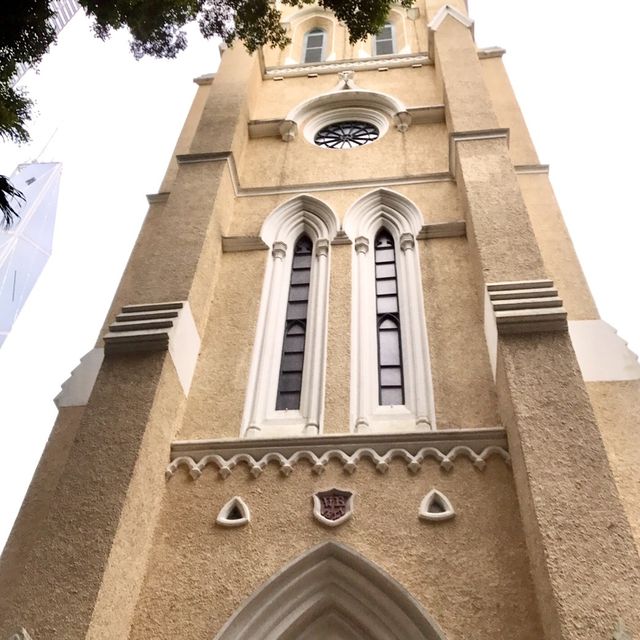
[314,121,379,149]
[276,235,313,410]
[304,28,325,63]
[375,24,394,56]
[375,229,404,405]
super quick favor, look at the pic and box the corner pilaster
[430,9,640,639]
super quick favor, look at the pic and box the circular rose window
[314,121,380,149]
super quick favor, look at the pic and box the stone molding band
[484,280,568,379]
[103,300,201,395]
[166,428,510,479]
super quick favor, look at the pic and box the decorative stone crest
[313,488,354,527]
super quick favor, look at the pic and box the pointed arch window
[374,23,395,56]
[276,234,312,411]
[375,230,404,406]
[345,189,435,433]
[303,27,326,63]
[242,196,338,439]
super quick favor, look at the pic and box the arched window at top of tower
[362,10,410,58]
[288,14,336,64]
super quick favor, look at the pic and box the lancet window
[303,28,326,63]
[374,23,395,55]
[344,189,435,433]
[276,235,312,411]
[374,230,405,406]
[241,196,337,439]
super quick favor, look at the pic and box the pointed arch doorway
[213,542,448,640]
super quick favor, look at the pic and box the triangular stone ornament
[216,496,250,528]
[313,488,354,527]
[419,489,455,522]
[8,630,34,640]
[613,620,633,640]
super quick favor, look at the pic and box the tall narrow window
[345,189,435,432]
[276,234,312,410]
[374,229,404,405]
[303,28,326,63]
[374,23,395,56]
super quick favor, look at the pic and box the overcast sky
[0,1,638,552]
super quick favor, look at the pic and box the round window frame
[303,107,390,149]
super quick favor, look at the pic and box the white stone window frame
[279,80,412,143]
[344,189,436,434]
[302,27,327,64]
[373,22,396,56]
[303,106,389,148]
[242,195,338,439]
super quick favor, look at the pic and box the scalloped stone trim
[166,444,509,480]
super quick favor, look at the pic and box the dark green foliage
[0,175,25,229]
[0,0,414,226]
[78,0,414,58]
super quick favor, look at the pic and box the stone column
[399,232,432,429]
[304,238,330,436]
[246,241,288,437]
[353,236,370,433]
[430,9,640,638]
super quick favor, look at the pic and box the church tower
[1,2,639,639]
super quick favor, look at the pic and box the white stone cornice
[166,428,509,479]
[265,52,432,78]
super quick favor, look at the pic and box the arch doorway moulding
[213,541,448,640]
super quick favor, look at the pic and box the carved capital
[354,236,369,255]
[315,239,330,258]
[272,241,287,260]
[400,232,415,252]
[393,110,412,133]
[279,119,298,142]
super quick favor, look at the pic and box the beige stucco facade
[1,2,639,639]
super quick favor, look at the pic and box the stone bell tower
[1,1,639,639]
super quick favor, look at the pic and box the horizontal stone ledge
[264,52,432,78]
[222,221,466,253]
[122,301,184,313]
[487,279,553,292]
[193,72,215,86]
[222,236,269,253]
[146,192,170,204]
[167,428,510,480]
[478,47,506,59]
